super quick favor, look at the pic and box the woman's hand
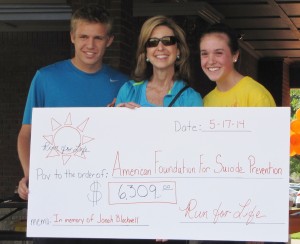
[117,102,141,109]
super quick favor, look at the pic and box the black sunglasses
[145,36,178,48]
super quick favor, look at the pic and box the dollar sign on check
[88,181,102,206]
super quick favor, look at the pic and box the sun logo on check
[42,113,94,165]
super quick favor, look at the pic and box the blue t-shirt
[115,80,203,107]
[22,59,128,124]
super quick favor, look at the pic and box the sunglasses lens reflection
[148,39,159,47]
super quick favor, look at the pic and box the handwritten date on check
[27,107,290,242]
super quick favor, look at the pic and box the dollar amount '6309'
[108,181,177,204]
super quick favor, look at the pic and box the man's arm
[17,124,31,200]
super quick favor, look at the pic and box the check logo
[110,78,119,83]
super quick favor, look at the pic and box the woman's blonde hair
[132,16,191,83]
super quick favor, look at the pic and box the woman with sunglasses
[115,15,203,108]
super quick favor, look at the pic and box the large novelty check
[27,107,290,242]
